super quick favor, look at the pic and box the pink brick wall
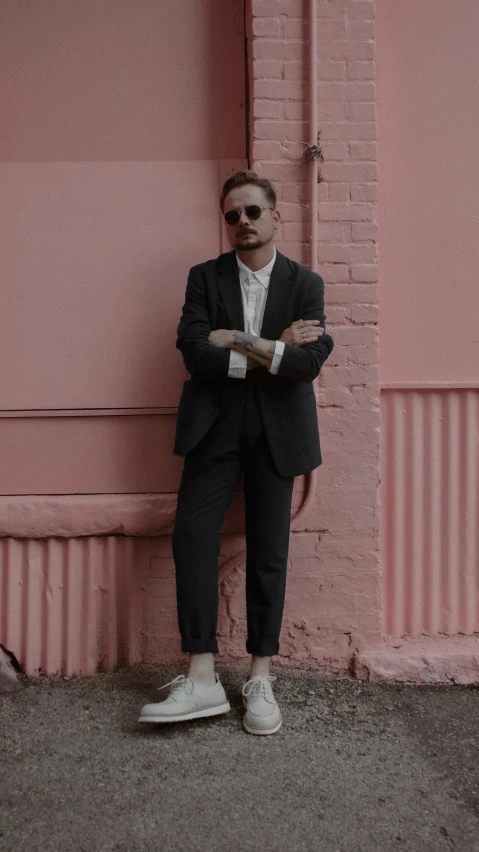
[247,0,381,669]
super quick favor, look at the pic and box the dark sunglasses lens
[224,205,264,226]
[245,205,262,220]
[224,210,240,226]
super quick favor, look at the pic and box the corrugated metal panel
[0,536,141,675]
[381,389,479,636]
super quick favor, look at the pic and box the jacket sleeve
[275,273,334,382]
[176,266,231,378]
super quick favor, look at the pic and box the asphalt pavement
[1,664,479,851]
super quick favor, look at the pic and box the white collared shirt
[228,248,285,379]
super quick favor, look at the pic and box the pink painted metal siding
[1,413,183,494]
[0,0,246,163]
[0,536,140,676]
[0,2,247,496]
[376,0,479,384]
[377,0,479,649]
[0,161,226,410]
[381,390,479,637]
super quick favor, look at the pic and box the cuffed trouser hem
[181,639,219,654]
[246,640,280,657]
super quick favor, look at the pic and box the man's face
[223,184,280,252]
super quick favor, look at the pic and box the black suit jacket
[173,249,334,478]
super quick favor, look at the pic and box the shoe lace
[158,675,195,700]
[242,675,277,703]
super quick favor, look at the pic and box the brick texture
[242,0,381,670]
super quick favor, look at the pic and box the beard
[234,230,270,251]
[236,238,262,251]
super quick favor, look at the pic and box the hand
[280,319,324,346]
[208,329,236,349]
[246,357,260,371]
[232,336,276,368]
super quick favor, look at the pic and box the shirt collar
[236,248,276,288]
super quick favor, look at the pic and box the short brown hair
[220,170,277,211]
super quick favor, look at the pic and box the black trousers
[172,380,294,656]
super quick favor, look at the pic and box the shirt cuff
[269,340,285,375]
[228,349,248,379]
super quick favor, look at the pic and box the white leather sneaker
[242,675,282,735]
[138,674,231,724]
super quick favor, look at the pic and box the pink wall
[0,1,246,496]
[376,0,479,676]
[1,0,384,676]
[377,0,479,384]
[0,161,219,411]
[0,0,246,162]
[1,0,477,683]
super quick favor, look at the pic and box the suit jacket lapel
[260,250,293,340]
[216,251,245,332]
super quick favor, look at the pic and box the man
[139,170,334,734]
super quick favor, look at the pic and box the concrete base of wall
[353,636,479,684]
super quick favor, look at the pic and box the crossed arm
[208,322,324,369]
[176,268,334,382]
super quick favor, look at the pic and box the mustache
[237,228,257,236]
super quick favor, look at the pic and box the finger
[295,330,320,340]
[297,320,321,329]
[300,329,324,340]
[298,334,321,346]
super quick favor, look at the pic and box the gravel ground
[1,664,479,852]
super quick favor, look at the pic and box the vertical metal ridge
[0,539,9,644]
[22,540,36,674]
[82,537,100,674]
[3,539,22,661]
[61,539,70,674]
[381,392,393,634]
[464,392,478,632]
[115,536,140,667]
[446,393,461,633]
[64,537,80,674]
[402,392,413,632]
[382,389,479,637]
[99,536,119,673]
[421,391,432,633]
[40,538,50,674]
[385,392,407,635]
[428,391,442,635]
[410,392,424,634]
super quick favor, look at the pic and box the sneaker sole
[243,716,283,736]
[138,701,231,724]
[242,696,282,735]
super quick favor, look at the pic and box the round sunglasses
[223,205,274,226]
